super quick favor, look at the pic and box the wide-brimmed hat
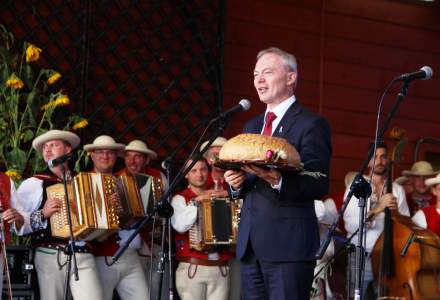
[200,137,228,152]
[402,161,438,176]
[394,176,409,185]
[344,171,357,188]
[32,130,80,153]
[83,135,125,152]
[123,140,157,159]
[425,173,440,187]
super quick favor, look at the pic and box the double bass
[372,129,440,299]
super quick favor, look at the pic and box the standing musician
[201,137,240,300]
[343,142,410,298]
[224,47,332,299]
[412,173,440,237]
[15,130,104,300]
[401,161,437,216]
[0,172,24,292]
[171,158,233,300]
[116,139,169,299]
[85,135,149,300]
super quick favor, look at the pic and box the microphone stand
[60,163,79,300]
[315,80,410,299]
[155,161,174,300]
[112,114,231,279]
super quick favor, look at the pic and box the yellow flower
[5,74,24,89]
[47,72,62,85]
[5,170,21,181]
[73,119,89,130]
[26,44,42,63]
[41,95,70,110]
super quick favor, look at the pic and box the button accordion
[47,172,163,240]
[189,197,241,251]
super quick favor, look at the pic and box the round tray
[214,159,303,172]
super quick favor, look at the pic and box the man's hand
[42,197,62,219]
[204,189,229,198]
[378,193,398,212]
[241,164,281,186]
[367,193,398,220]
[2,208,24,229]
[224,170,246,190]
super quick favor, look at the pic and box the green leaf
[5,147,26,171]
[22,64,34,89]
[22,129,34,142]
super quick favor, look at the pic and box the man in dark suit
[224,47,332,299]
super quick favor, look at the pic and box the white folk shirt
[412,207,440,229]
[343,180,410,253]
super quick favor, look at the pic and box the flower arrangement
[0,24,88,182]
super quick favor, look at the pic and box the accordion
[116,173,163,229]
[48,172,163,240]
[189,197,241,251]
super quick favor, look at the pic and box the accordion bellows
[218,133,301,168]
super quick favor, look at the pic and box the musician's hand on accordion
[42,197,62,219]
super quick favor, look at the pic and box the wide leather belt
[178,256,228,266]
[35,243,91,254]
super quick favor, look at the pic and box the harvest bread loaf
[218,133,301,168]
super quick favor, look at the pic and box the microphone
[48,152,75,168]
[397,66,433,82]
[218,99,251,119]
[161,158,171,170]
[400,232,415,257]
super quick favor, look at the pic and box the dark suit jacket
[236,101,332,262]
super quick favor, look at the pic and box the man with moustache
[401,161,437,216]
[343,142,409,298]
[15,130,104,300]
[224,47,332,299]
[85,135,149,300]
[116,139,169,299]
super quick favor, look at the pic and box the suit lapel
[272,101,302,138]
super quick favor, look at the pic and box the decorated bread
[218,133,301,168]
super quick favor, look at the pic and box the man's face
[253,53,296,106]
[410,175,430,194]
[185,160,209,189]
[90,149,117,173]
[432,184,440,201]
[369,147,388,176]
[42,140,72,163]
[125,151,149,174]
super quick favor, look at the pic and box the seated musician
[401,161,437,216]
[412,173,440,237]
[15,130,104,300]
[171,158,233,300]
[343,142,410,299]
[84,135,149,300]
[0,172,25,292]
[116,139,168,299]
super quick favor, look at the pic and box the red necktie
[262,112,277,136]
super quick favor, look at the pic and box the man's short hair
[368,140,388,152]
[256,47,297,73]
